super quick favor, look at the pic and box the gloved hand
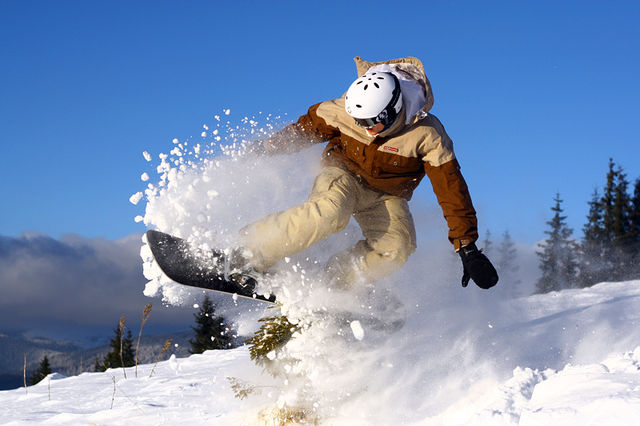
[458,243,499,289]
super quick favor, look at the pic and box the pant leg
[240,167,358,271]
[326,189,417,286]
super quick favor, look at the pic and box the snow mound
[468,347,640,425]
[2,282,640,424]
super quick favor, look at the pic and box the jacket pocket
[372,152,422,177]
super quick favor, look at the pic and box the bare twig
[23,353,27,394]
[116,382,146,414]
[135,303,152,378]
[111,376,116,409]
[110,375,146,415]
[119,315,127,379]
[149,339,172,378]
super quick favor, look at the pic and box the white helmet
[345,72,403,129]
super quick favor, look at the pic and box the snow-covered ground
[4,117,639,424]
[2,280,640,425]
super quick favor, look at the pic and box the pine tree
[601,159,618,241]
[630,178,640,277]
[189,294,233,354]
[577,160,640,285]
[612,166,631,241]
[536,193,578,293]
[589,159,635,281]
[631,179,640,241]
[29,355,52,385]
[579,188,607,286]
[611,166,633,279]
[98,320,135,372]
[482,229,494,259]
[497,230,521,297]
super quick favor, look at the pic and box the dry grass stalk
[119,315,127,379]
[149,339,172,378]
[259,405,319,425]
[227,376,258,400]
[135,303,152,378]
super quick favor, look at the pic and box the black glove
[458,243,499,289]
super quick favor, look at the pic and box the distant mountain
[0,333,80,373]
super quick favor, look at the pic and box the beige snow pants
[240,166,417,286]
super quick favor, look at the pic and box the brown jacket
[264,57,478,250]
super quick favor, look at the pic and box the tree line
[536,158,640,293]
[481,230,521,297]
[92,295,235,373]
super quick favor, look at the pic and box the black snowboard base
[146,230,276,303]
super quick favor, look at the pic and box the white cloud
[0,233,195,339]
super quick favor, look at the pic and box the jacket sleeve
[424,158,478,251]
[263,103,340,154]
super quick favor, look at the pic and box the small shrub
[246,315,299,366]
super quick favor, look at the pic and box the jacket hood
[353,56,434,125]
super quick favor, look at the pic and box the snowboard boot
[222,248,263,290]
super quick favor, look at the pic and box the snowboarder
[147,57,498,296]
[222,56,498,290]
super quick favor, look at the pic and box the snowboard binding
[146,230,276,303]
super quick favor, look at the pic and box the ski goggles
[354,116,384,129]
[353,105,399,130]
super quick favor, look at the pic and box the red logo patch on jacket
[383,146,399,153]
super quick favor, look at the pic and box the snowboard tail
[146,230,276,303]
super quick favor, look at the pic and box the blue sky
[2,0,640,245]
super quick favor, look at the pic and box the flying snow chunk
[172,138,179,144]
[224,109,231,115]
[141,172,149,182]
[129,192,143,205]
[201,132,207,137]
[142,151,152,162]
[134,215,144,223]
[350,320,364,341]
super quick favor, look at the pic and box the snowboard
[146,230,276,303]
